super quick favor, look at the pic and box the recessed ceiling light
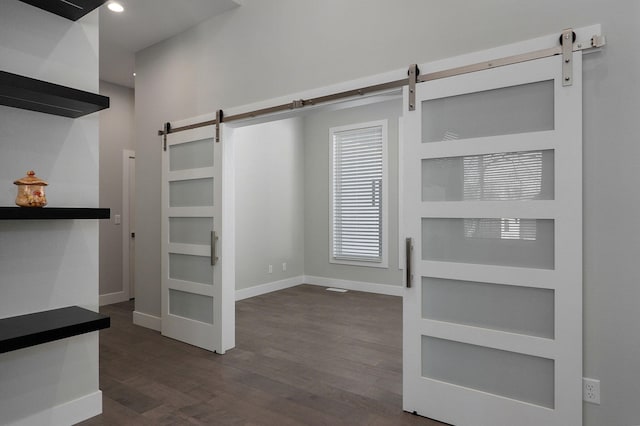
[133,73,136,77]
[107,2,124,13]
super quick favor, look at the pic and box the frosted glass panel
[169,253,213,285]
[422,336,554,408]
[169,178,213,207]
[169,289,213,324]
[169,217,212,245]
[422,277,554,338]
[169,138,214,171]
[421,218,554,269]
[422,80,554,143]
[422,150,554,201]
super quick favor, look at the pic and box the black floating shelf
[0,306,110,354]
[0,207,110,220]
[19,0,108,21]
[0,70,109,118]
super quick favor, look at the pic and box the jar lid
[14,170,48,186]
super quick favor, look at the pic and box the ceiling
[99,0,241,88]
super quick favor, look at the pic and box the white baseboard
[132,275,397,331]
[7,391,102,426]
[133,310,161,331]
[99,290,129,306]
[303,275,404,297]
[235,276,304,301]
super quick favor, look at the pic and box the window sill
[330,258,388,269]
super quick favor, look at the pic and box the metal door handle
[211,231,219,266]
[405,237,413,288]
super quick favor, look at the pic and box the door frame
[122,149,135,300]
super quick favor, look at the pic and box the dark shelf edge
[0,207,110,220]
[0,306,110,354]
[18,0,108,21]
[0,70,109,118]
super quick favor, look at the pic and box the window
[330,120,388,267]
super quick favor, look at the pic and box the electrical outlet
[268,264,273,274]
[583,378,600,404]
[282,262,287,271]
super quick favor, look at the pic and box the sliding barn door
[161,124,234,353]
[403,53,582,425]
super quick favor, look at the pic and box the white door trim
[219,123,236,350]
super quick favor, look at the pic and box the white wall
[234,117,304,290]
[0,1,102,424]
[134,1,640,425]
[303,99,403,287]
[99,81,135,298]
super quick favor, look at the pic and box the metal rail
[158,29,604,138]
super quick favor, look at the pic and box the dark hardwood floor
[81,285,444,425]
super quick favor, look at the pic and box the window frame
[329,119,388,268]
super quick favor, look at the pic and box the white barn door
[403,53,582,425]
[161,124,234,353]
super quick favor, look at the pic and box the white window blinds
[331,123,384,263]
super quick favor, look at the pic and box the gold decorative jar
[14,170,48,207]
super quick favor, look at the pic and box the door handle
[211,231,219,266]
[405,237,413,288]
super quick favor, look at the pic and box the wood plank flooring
[80,285,444,426]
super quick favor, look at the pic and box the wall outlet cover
[583,377,600,404]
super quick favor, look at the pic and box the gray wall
[134,1,640,425]
[304,99,403,286]
[99,81,135,297]
[234,117,304,289]
[0,1,101,423]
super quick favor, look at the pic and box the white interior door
[403,53,582,425]
[161,124,234,353]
